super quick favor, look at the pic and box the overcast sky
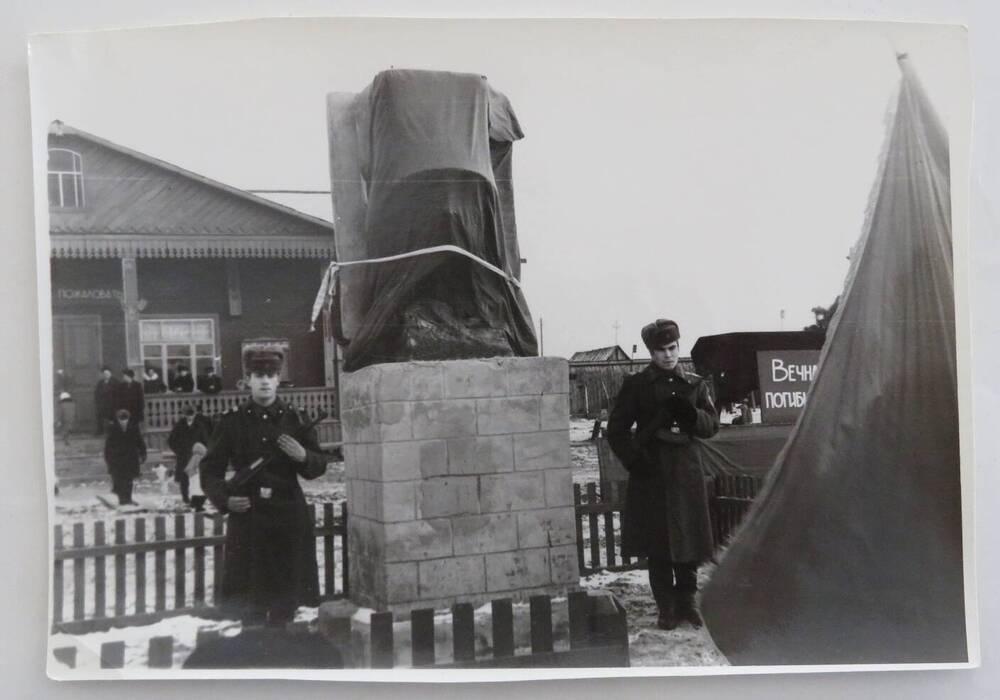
[29,18,968,359]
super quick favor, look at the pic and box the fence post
[323,503,334,598]
[135,518,147,615]
[193,514,206,605]
[148,635,174,669]
[529,595,554,654]
[340,502,349,598]
[451,602,475,663]
[370,611,394,669]
[53,524,64,625]
[72,523,85,621]
[154,516,166,612]
[94,521,106,619]
[52,646,76,669]
[174,514,187,610]
[491,599,514,659]
[100,641,125,669]
[410,608,435,667]
[114,520,126,616]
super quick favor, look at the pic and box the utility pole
[780,309,786,331]
[539,318,544,357]
[613,320,621,347]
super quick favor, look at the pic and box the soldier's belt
[654,428,691,445]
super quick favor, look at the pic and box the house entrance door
[52,315,103,432]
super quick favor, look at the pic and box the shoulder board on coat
[682,371,704,385]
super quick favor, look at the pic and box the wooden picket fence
[574,475,764,574]
[52,502,347,635]
[51,590,629,670]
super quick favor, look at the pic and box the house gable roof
[48,121,336,259]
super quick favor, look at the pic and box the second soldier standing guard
[607,319,720,631]
[199,347,328,627]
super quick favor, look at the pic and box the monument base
[340,357,577,612]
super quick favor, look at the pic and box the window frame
[47,148,85,208]
[138,315,221,388]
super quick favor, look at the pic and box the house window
[139,318,218,389]
[48,148,85,208]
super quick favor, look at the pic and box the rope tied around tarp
[309,244,522,331]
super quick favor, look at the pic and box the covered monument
[324,69,537,371]
[700,56,968,664]
[324,71,575,614]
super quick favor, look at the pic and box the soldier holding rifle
[200,348,328,627]
[607,319,719,631]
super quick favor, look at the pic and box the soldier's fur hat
[641,319,680,349]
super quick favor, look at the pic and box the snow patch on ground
[580,568,728,667]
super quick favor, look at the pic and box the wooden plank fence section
[574,475,764,575]
[52,592,630,671]
[51,503,348,635]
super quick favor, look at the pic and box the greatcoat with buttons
[200,397,328,616]
[607,363,720,563]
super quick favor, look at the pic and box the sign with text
[756,349,821,424]
[54,288,122,305]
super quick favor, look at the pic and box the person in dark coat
[200,348,327,626]
[171,365,195,393]
[197,367,223,394]
[93,366,117,435]
[114,368,145,424]
[104,408,147,505]
[168,406,211,504]
[143,366,167,394]
[607,319,719,631]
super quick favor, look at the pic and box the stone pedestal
[341,357,577,612]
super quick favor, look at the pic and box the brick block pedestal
[341,357,577,612]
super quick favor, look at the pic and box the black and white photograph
[28,16,976,679]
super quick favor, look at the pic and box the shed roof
[569,345,630,362]
[48,121,336,259]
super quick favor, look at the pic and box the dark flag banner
[701,56,968,665]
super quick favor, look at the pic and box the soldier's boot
[656,598,678,631]
[676,594,704,629]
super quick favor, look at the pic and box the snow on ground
[569,417,598,443]
[580,568,727,667]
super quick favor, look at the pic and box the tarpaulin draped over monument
[701,57,967,664]
[327,69,538,371]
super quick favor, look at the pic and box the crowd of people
[51,363,232,508]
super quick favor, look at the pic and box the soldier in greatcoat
[607,319,720,630]
[199,348,328,627]
[104,408,147,505]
